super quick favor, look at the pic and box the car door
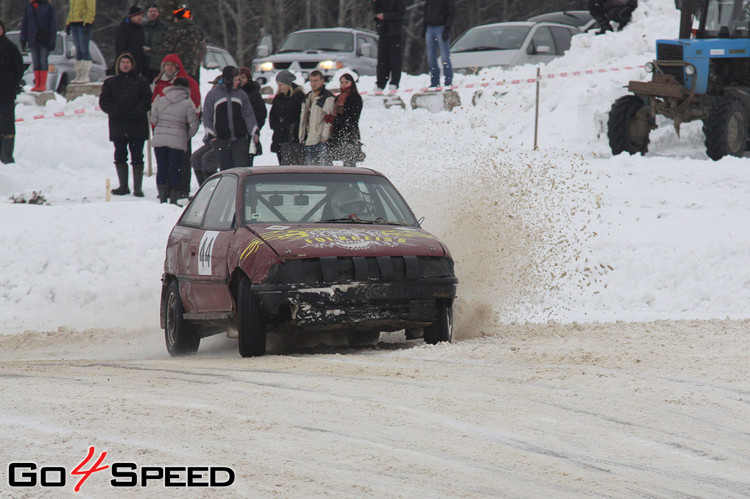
[183,174,239,314]
[549,26,576,55]
[525,26,557,65]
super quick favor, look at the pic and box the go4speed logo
[7,447,235,491]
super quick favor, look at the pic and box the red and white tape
[15,106,101,123]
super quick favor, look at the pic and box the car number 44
[198,231,220,276]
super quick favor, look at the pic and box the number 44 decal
[198,231,220,276]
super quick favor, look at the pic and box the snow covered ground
[2,0,750,495]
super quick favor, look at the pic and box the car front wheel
[237,276,267,357]
[164,280,200,356]
[423,300,453,344]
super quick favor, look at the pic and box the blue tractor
[608,0,750,160]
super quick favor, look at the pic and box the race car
[161,166,458,357]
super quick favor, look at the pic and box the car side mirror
[360,43,373,57]
[256,45,270,58]
[269,194,283,206]
[294,194,309,206]
[535,45,551,54]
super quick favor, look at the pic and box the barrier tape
[15,64,643,122]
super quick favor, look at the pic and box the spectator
[150,77,199,204]
[299,70,335,165]
[65,0,95,85]
[142,2,169,83]
[269,70,305,165]
[202,66,258,171]
[589,0,638,34]
[328,73,364,168]
[21,0,58,92]
[0,19,24,164]
[99,53,152,197]
[372,0,405,91]
[423,0,454,88]
[114,6,146,77]
[191,139,219,186]
[239,67,267,166]
[158,8,206,82]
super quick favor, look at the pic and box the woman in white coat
[150,77,199,204]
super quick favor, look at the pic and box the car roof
[290,27,378,36]
[218,165,384,179]
[463,21,580,31]
[527,11,593,27]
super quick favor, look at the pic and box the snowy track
[2,320,750,497]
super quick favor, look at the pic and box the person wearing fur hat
[150,77,199,204]
[202,66,258,170]
[114,6,147,76]
[65,0,95,84]
[0,19,24,164]
[99,53,152,196]
[20,0,58,92]
[269,70,305,165]
[142,3,169,83]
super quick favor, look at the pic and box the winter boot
[70,60,83,84]
[194,170,206,187]
[157,184,168,204]
[79,60,92,84]
[0,134,15,164]
[132,163,144,197]
[169,189,182,206]
[31,70,48,92]
[111,163,130,195]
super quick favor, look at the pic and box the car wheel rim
[166,292,177,346]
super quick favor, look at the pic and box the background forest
[0,0,585,74]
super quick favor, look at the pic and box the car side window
[550,27,574,55]
[180,177,221,227]
[202,176,238,230]
[368,36,378,58]
[528,27,555,54]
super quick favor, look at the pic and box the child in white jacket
[150,77,199,204]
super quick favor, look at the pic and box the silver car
[6,31,107,95]
[450,21,582,75]
[252,28,378,83]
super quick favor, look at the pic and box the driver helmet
[332,187,367,217]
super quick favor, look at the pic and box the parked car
[202,44,238,70]
[6,31,107,95]
[161,166,457,357]
[450,21,582,75]
[527,10,598,32]
[251,28,378,83]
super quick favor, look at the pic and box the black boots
[132,163,144,197]
[111,163,130,195]
[0,134,15,164]
[169,189,182,206]
[157,184,168,204]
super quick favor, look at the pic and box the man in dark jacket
[157,8,206,82]
[589,0,638,33]
[269,70,306,165]
[239,67,267,166]
[423,0,455,87]
[202,66,258,170]
[99,53,152,196]
[20,0,57,92]
[373,0,406,91]
[142,2,169,82]
[0,19,24,164]
[114,6,147,76]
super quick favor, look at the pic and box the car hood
[260,51,348,63]
[242,224,448,260]
[450,49,519,69]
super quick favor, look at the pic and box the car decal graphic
[240,227,437,261]
[198,231,220,276]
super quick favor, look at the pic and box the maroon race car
[160,166,458,357]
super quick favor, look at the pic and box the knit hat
[174,77,189,88]
[222,66,239,88]
[128,6,144,17]
[275,70,295,85]
[144,2,159,10]
[173,8,192,19]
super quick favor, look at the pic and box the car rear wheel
[164,280,200,356]
[237,276,267,357]
[423,300,453,344]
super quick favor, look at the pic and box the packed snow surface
[2,0,750,496]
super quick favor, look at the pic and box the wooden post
[534,67,540,150]
[147,111,153,177]
[106,178,111,202]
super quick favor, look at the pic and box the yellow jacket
[66,0,96,26]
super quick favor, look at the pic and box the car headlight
[256,62,274,72]
[318,60,343,70]
[685,64,696,76]
[644,61,655,73]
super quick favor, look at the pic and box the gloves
[203,134,215,145]
[323,113,335,125]
[441,26,450,42]
[65,24,71,35]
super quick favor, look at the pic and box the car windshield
[243,173,418,226]
[451,25,530,52]
[6,32,65,56]
[277,31,353,53]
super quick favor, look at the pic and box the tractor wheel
[703,97,747,161]
[608,95,651,156]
